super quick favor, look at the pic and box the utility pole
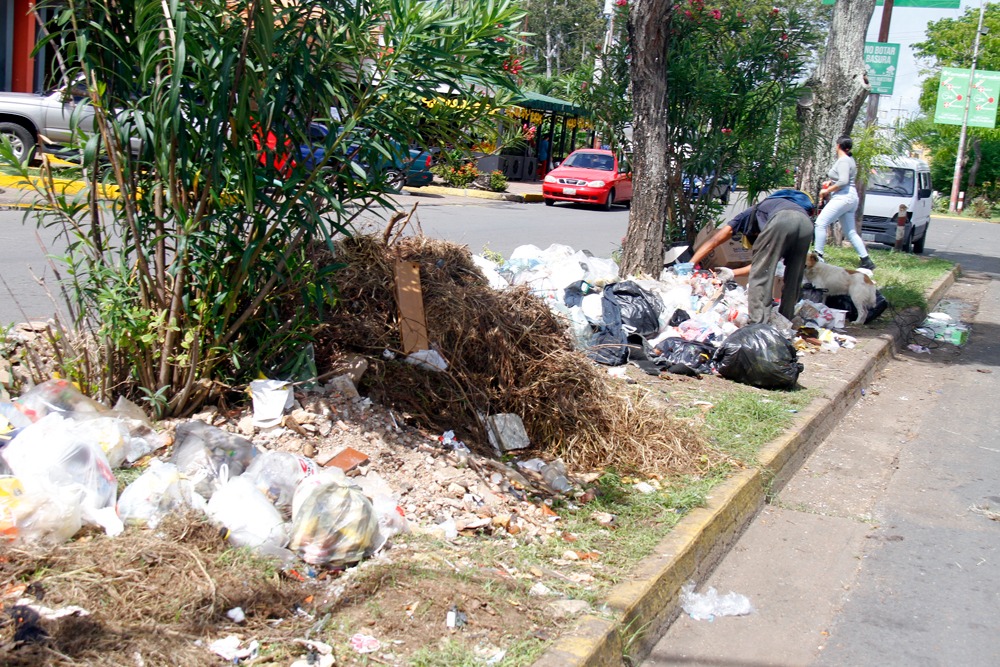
[949,1,987,213]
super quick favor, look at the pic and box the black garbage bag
[824,289,889,324]
[611,281,663,339]
[652,337,716,376]
[588,285,628,365]
[713,324,803,389]
[668,308,691,327]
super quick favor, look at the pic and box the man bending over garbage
[689,189,814,325]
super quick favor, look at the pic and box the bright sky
[866,0,981,123]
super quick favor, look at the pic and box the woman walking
[814,136,876,271]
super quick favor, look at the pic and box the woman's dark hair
[837,136,853,156]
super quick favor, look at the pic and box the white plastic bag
[117,461,205,528]
[244,451,317,516]
[2,413,121,536]
[1,476,83,546]
[206,476,288,552]
[171,421,259,499]
[250,379,294,428]
[680,582,754,621]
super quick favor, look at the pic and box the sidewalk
[532,266,960,667]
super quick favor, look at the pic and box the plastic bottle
[541,459,570,493]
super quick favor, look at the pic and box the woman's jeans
[814,187,868,258]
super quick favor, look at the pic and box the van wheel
[901,228,913,254]
[912,230,926,254]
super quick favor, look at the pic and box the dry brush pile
[313,234,716,477]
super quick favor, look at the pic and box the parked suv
[860,157,932,254]
[0,83,94,162]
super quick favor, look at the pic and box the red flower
[780,33,788,40]
[721,128,732,134]
[710,8,721,19]
[771,7,780,14]
[616,0,628,6]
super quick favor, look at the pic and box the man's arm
[690,225,734,266]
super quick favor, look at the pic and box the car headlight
[587,180,606,188]
[544,174,558,183]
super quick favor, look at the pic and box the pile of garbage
[0,379,403,568]
[471,243,866,390]
[315,235,713,477]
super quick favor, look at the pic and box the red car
[542,149,633,210]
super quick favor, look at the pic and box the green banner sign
[823,0,959,6]
[934,67,1000,129]
[864,42,899,95]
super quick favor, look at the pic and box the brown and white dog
[803,252,877,324]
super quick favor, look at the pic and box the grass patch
[702,388,815,463]
[409,637,545,666]
[823,245,953,312]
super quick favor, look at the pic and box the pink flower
[710,8,721,19]
[616,0,628,6]
[721,128,732,135]
[780,32,788,40]
[771,7,780,14]
[684,9,693,18]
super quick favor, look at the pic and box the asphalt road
[643,219,1000,666]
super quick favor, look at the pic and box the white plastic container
[829,309,848,329]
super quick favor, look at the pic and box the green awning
[513,91,588,117]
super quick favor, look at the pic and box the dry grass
[313,234,715,476]
[0,515,313,665]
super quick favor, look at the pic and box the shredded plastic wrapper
[681,582,754,621]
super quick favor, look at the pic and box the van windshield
[868,167,914,196]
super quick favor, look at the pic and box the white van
[859,157,932,254]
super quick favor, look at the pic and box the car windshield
[563,152,614,171]
[868,167,914,196]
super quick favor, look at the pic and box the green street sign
[934,67,1000,129]
[864,42,899,95]
[822,0,959,6]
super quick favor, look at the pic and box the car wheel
[912,228,926,254]
[624,198,631,209]
[0,122,36,163]
[384,168,406,193]
[603,188,615,211]
[544,198,555,207]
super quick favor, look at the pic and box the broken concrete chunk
[329,353,368,387]
[485,414,530,452]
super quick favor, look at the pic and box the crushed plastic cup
[250,379,294,428]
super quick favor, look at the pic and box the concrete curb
[532,264,963,667]
[405,184,542,203]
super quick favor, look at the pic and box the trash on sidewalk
[915,311,969,346]
[680,582,754,621]
[118,460,205,528]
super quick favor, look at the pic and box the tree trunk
[619,3,672,279]
[545,29,554,78]
[795,0,877,203]
[967,136,982,194]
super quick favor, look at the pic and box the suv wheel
[0,122,36,163]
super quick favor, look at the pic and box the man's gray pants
[747,209,813,324]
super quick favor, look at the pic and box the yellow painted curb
[405,184,527,202]
[530,263,964,667]
[0,173,119,199]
